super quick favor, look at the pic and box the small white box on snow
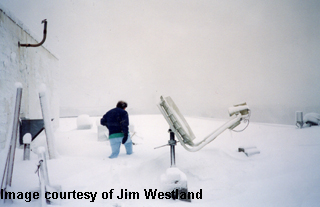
[238,146,260,157]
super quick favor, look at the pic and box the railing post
[39,85,56,159]
[6,85,23,187]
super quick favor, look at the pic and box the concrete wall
[0,8,59,148]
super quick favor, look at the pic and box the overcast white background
[2,0,320,124]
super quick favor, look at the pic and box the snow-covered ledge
[0,8,59,148]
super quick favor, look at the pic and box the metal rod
[169,129,176,167]
[19,19,47,47]
[6,86,22,187]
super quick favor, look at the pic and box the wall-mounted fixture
[18,19,47,47]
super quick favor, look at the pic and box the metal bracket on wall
[18,19,47,47]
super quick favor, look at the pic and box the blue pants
[109,135,132,159]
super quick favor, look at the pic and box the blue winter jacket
[100,107,129,140]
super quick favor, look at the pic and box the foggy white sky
[2,0,320,124]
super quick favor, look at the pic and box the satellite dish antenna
[157,96,250,152]
[156,96,251,202]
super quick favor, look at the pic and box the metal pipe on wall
[18,19,47,47]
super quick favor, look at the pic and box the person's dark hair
[116,101,127,109]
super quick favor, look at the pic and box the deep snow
[2,115,320,206]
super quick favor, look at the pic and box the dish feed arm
[158,96,250,152]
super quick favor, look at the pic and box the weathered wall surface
[0,8,59,148]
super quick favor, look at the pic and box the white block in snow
[239,146,260,157]
[77,114,93,129]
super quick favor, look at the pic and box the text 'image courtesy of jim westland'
[1,188,203,202]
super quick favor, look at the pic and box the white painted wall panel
[0,9,59,148]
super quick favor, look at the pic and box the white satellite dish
[158,96,250,152]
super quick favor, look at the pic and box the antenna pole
[168,129,176,167]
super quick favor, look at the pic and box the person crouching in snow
[101,101,132,158]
